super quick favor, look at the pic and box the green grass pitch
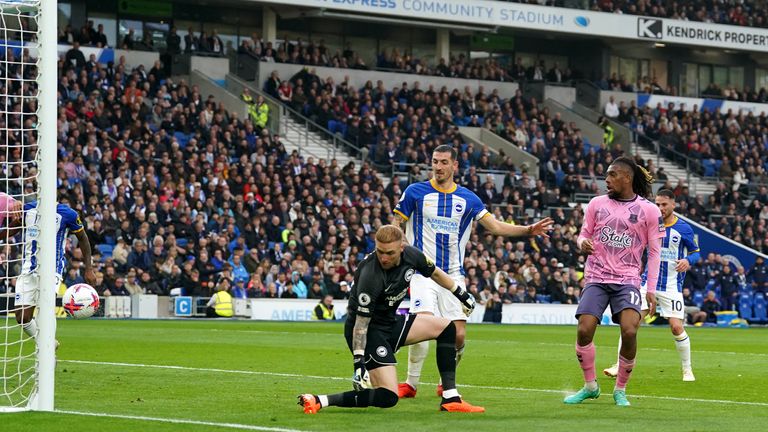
[2,320,766,431]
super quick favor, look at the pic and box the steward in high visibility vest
[206,275,234,318]
[313,295,335,320]
[241,88,254,104]
[600,116,615,147]
[255,97,269,129]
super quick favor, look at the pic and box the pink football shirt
[578,194,665,288]
[0,192,17,228]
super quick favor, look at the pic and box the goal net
[0,0,56,412]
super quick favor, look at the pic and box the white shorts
[408,273,466,321]
[14,273,61,307]
[641,284,685,320]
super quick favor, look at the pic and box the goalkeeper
[298,226,484,414]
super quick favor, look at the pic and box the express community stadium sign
[255,0,768,53]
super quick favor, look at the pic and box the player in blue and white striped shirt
[604,189,700,382]
[392,144,553,398]
[13,200,96,343]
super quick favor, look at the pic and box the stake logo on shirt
[599,226,633,248]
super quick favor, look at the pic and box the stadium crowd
[532,0,768,29]
[1,39,765,324]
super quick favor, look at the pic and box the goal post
[0,0,56,412]
[35,0,59,412]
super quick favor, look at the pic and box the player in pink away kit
[564,156,664,407]
[0,192,23,236]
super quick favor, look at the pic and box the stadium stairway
[631,145,718,196]
[560,100,718,197]
[222,72,389,187]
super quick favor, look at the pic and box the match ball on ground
[62,284,100,319]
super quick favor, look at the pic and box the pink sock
[575,342,596,383]
[615,355,636,390]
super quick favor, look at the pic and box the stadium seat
[96,244,114,259]
[174,131,190,148]
[739,299,753,321]
[702,160,716,177]
[752,296,767,322]
[693,290,704,308]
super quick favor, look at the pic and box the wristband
[353,350,364,357]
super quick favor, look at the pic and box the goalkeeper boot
[297,394,322,414]
[440,398,485,413]
[398,383,417,398]
[603,363,619,378]
[613,389,630,407]
[563,385,601,404]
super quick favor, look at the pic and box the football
[62,284,100,319]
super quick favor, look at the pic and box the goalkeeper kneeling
[298,225,484,413]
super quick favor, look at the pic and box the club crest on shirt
[454,202,464,214]
[404,268,415,282]
[628,214,638,224]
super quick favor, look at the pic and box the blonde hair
[375,225,404,243]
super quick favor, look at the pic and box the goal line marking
[61,359,768,407]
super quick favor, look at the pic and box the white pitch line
[56,409,308,432]
[61,359,768,407]
[211,329,768,357]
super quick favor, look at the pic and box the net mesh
[0,0,41,411]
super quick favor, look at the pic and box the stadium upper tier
[536,0,768,29]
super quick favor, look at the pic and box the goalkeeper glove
[450,284,476,317]
[352,354,371,391]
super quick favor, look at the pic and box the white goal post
[0,0,57,412]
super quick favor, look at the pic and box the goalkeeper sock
[22,319,38,340]
[406,340,429,388]
[674,331,691,369]
[438,343,465,387]
[435,321,457,392]
[326,388,398,408]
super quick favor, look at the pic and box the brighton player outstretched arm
[476,214,554,238]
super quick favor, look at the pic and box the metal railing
[227,74,395,171]
[634,131,702,186]
[574,79,601,110]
